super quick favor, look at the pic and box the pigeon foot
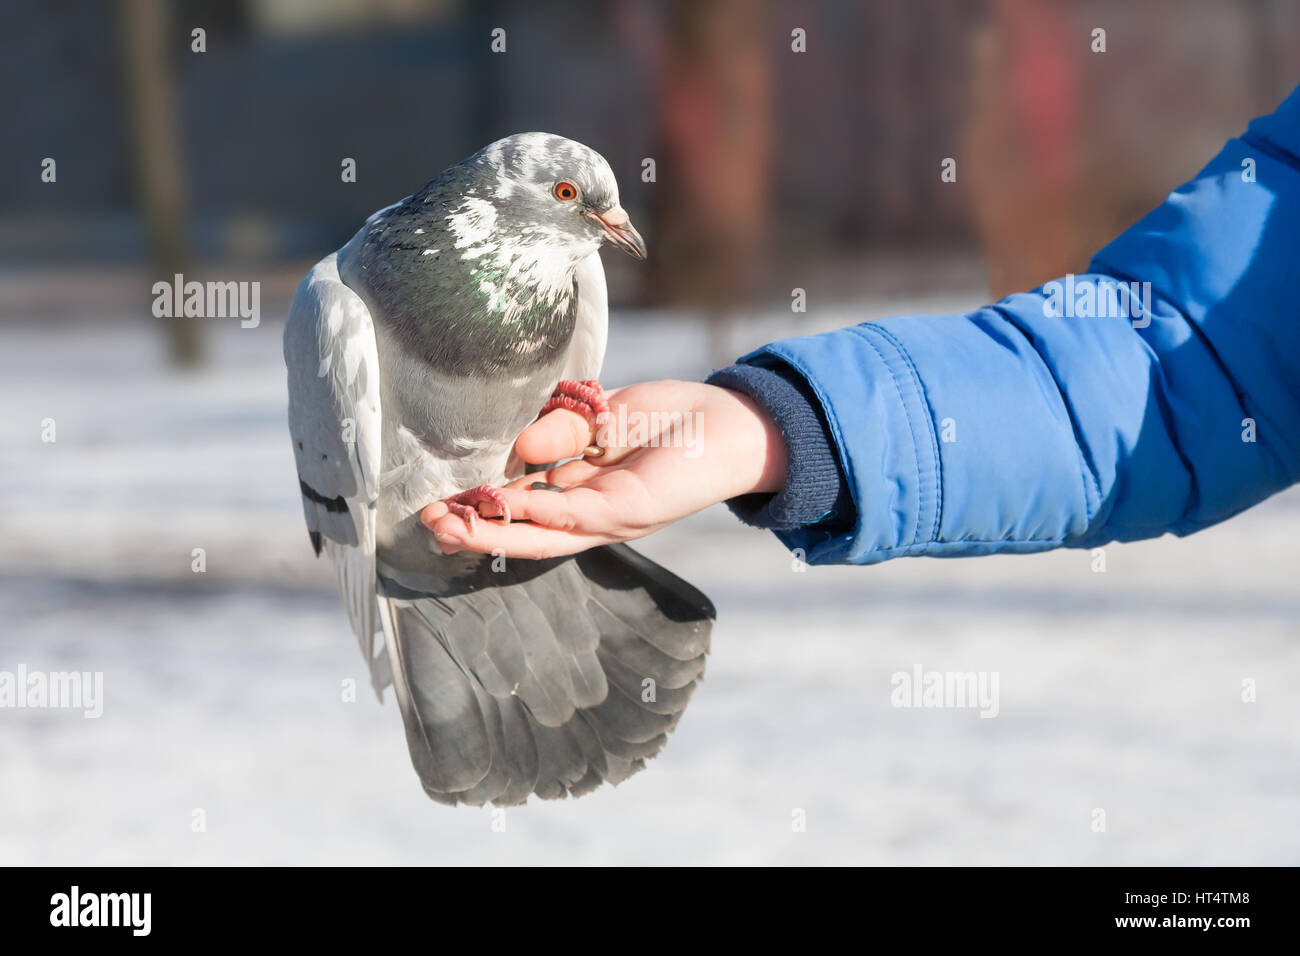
[446,485,511,534]
[541,379,609,426]
[543,380,608,457]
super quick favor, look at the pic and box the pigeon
[283,133,714,806]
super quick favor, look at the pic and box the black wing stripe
[299,479,349,514]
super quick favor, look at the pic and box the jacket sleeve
[733,85,1300,565]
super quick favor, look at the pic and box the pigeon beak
[592,205,647,260]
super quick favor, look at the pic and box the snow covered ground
[1,294,1298,866]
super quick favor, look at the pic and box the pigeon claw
[541,379,609,426]
[446,484,511,535]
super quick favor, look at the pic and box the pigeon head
[461,132,646,262]
[345,134,644,376]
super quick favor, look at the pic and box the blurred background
[2,0,1299,865]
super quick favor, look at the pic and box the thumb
[514,408,593,464]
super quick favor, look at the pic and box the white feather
[284,253,384,690]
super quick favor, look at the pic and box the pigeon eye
[553,180,580,202]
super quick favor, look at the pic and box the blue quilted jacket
[709,84,1300,565]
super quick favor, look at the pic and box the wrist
[704,361,851,532]
[721,388,788,497]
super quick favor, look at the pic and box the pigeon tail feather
[378,543,713,806]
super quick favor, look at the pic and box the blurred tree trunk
[965,0,1083,299]
[653,0,772,362]
[119,0,200,365]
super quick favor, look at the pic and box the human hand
[420,380,787,558]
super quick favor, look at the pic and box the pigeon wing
[284,252,384,681]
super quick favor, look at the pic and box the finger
[501,457,605,491]
[514,409,592,464]
[547,456,610,484]
[420,500,449,523]
[424,484,612,536]
[426,509,615,559]
[418,495,505,532]
[490,484,615,531]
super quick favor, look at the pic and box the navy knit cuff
[705,361,853,531]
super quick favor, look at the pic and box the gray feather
[284,253,383,672]
[381,546,713,806]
